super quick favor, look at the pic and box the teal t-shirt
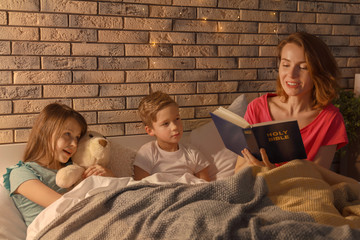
[3,161,67,226]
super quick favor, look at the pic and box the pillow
[190,94,248,181]
[0,185,27,240]
[108,141,136,178]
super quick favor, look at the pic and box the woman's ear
[145,125,155,136]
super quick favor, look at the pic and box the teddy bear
[56,131,111,188]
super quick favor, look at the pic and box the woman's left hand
[241,148,275,169]
[82,164,114,178]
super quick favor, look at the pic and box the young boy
[133,91,210,181]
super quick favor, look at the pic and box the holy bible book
[210,107,307,163]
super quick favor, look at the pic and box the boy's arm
[133,165,150,180]
[195,166,210,181]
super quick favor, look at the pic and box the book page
[212,107,250,128]
[252,119,297,127]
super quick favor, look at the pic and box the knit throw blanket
[35,160,360,240]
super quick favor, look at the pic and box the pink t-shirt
[244,93,348,162]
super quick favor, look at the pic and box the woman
[236,32,348,171]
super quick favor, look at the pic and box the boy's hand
[82,164,114,178]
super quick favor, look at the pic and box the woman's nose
[290,66,300,78]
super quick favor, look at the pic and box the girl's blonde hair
[138,91,178,127]
[276,32,340,109]
[23,103,87,169]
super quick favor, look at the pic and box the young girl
[3,103,112,226]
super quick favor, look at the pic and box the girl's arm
[312,145,337,169]
[133,165,150,180]
[82,164,114,178]
[195,166,210,181]
[15,179,62,208]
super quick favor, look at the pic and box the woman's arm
[195,166,210,181]
[312,145,337,169]
[133,165,150,180]
[15,179,62,208]
[236,145,336,171]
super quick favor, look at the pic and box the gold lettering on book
[267,130,289,142]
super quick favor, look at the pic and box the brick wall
[0,0,359,144]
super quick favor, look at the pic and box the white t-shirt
[134,141,209,177]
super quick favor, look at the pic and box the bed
[1,95,360,240]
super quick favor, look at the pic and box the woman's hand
[241,148,275,169]
[82,164,114,178]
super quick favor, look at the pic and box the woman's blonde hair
[276,32,340,109]
[138,91,178,127]
[23,103,87,169]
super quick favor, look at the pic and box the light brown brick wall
[0,0,360,144]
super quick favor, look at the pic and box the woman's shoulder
[248,93,277,107]
[305,103,344,130]
[321,103,342,118]
[246,93,277,117]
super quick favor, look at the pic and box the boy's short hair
[138,91,178,127]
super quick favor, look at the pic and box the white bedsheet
[27,173,206,240]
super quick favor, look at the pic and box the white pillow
[190,94,248,181]
[0,185,27,240]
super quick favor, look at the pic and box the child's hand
[82,164,114,178]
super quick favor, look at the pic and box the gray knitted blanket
[35,160,360,240]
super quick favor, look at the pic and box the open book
[210,107,307,163]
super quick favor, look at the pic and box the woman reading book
[235,32,348,172]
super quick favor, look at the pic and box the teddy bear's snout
[98,139,108,147]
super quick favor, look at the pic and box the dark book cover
[251,121,307,163]
[210,112,307,163]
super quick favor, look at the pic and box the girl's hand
[241,148,275,169]
[82,164,114,178]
